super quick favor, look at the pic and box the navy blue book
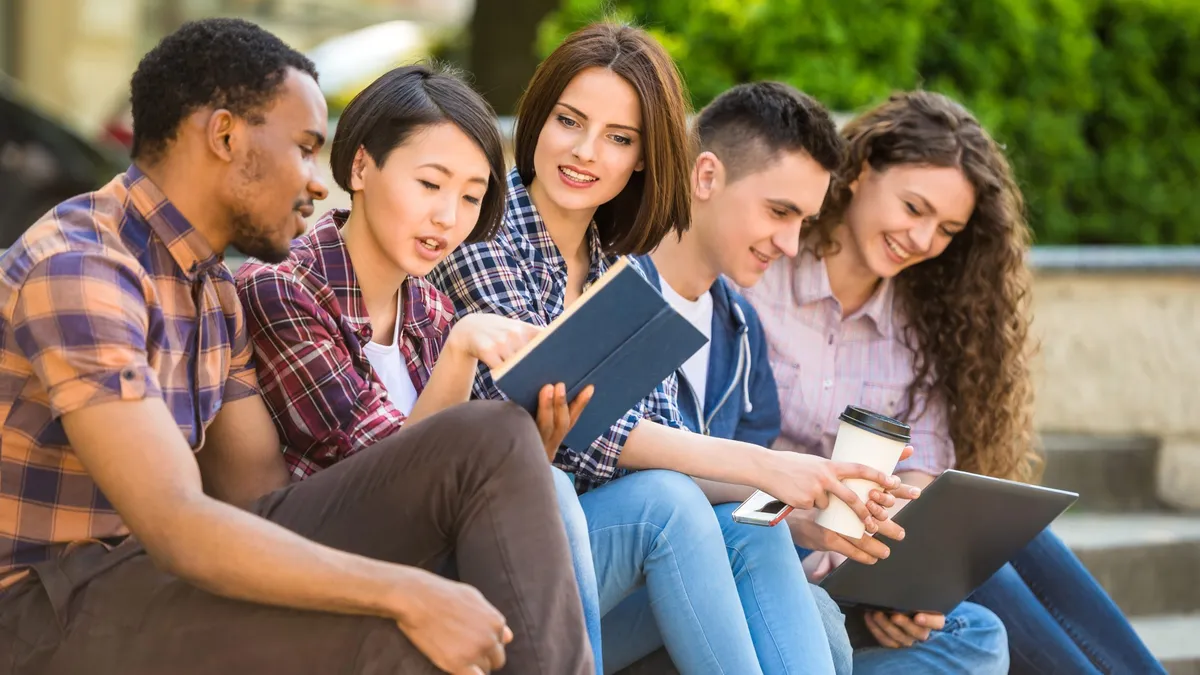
[492,257,708,451]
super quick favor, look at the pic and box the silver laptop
[819,469,1079,615]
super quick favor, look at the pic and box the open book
[492,257,708,451]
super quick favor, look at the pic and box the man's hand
[445,314,541,370]
[864,610,945,648]
[394,573,513,674]
[535,383,593,461]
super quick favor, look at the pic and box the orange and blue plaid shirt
[0,166,259,579]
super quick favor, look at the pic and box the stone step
[1131,614,1200,675]
[1053,512,1200,618]
[1039,433,1163,512]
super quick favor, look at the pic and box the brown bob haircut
[512,22,693,255]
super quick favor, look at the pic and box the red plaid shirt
[235,210,455,479]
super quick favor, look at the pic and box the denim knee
[614,470,721,540]
[946,601,1010,675]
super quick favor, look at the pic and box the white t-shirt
[362,294,420,416]
[660,280,714,413]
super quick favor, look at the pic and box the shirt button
[823,379,833,389]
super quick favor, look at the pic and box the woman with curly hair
[743,90,1165,674]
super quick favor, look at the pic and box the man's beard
[230,211,290,264]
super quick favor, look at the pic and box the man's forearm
[406,345,477,426]
[160,492,425,623]
[618,421,770,486]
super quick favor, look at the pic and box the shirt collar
[505,167,608,282]
[793,247,895,338]
[123,165,222,279]
[307,208,451,343]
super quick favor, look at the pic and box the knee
[428,400,543,464]
[617,470,719,537]
[947,601,1010,675]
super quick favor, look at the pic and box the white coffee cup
[815,406,911,539]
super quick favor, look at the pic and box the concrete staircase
[616,434,1200,674]
[1043,434,1200,674]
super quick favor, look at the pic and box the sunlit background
[2,1,1198,671]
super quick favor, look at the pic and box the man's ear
[349,147,372,193]
[692,151,724,201]
[205,109,238,162]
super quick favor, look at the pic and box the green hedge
[540,0,1200,245]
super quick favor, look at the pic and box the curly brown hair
[807,91,1040,482]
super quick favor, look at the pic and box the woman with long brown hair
[745,90,1164,673]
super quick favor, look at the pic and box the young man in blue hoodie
[633,82,1009,675]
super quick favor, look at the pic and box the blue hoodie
[635,255,782,446]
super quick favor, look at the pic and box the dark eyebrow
[419,162,488,185]
[767,198,803,216]
[303,130,326,147]
[558,102,642,134]
[908,190,966,228]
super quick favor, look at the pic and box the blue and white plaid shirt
[429,167,685,491]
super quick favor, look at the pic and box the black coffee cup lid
[839,405,911,442]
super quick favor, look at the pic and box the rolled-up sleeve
[11,251,161,417]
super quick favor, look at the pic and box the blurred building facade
[0,0,470,133]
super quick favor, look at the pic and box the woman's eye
[610,135,632,146]
[771,208,788,219]
[464,195,481,206]
[557,115,578,128]
[419,180,439,191]
[904,201,920,216]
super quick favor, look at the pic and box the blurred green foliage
[540,0,1200,244]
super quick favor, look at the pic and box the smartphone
[731,490,794,526]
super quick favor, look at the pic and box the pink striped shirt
[740,249,955,477]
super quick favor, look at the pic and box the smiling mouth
[419,237,446,252]
[560,166,598,183]
[751,247,772,264]
[884,234,913,261]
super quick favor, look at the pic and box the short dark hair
[695,82,843,182]
[513,22,692,256]
[130,18,317,161]
[329,63,506,244]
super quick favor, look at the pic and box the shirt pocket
[859,382,909,420]
[765,324,825,428]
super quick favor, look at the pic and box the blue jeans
[802,550,1008,675]
[968,527,1165,674]
[551,468,603,673]
[583,471,838,674]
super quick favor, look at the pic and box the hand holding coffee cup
[753,449,902,524]
[816,406,912,539]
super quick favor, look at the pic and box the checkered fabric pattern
[428,167,685,492]
[236,210,454,480]
[0,166,258,580]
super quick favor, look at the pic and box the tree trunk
[468,0,560,115]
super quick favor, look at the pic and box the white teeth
[560,167,597,182]
[420,238,439,250]
[884,235,911,260]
